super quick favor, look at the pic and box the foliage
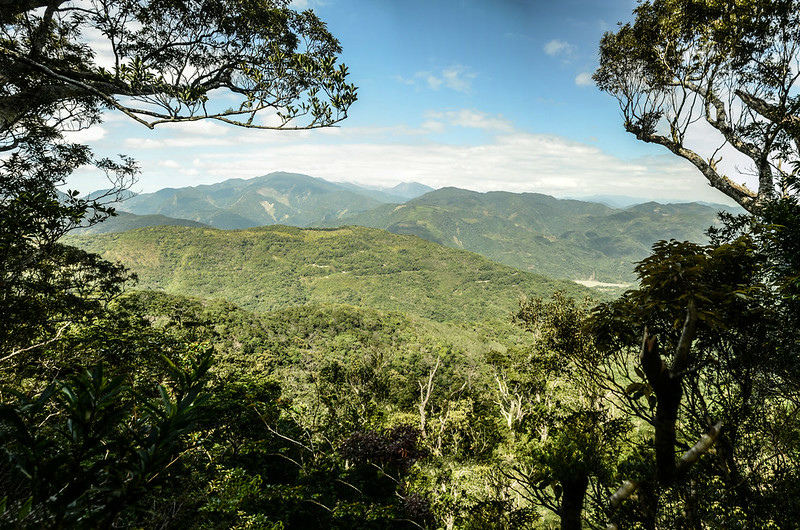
[0,141,135,367]
[593,5,800,520]
[325,186,731,284]
[2,0,356,148]
[1,0,360,527]
[497,293,629,530]
[586,222,800,528]
[0,350,212,528]
[595,0,800,212]
[66,224,594,322]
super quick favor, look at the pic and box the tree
[593,3,800,525]
[585,231,800,528]
[503,293,628,530]
[1,0,358,148]
[1,0,357,363]
[0,348,213,527]
[594,0,800,212]
[1,1,357,525]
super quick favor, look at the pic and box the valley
[91,172,738,285]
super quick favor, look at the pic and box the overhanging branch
[628,123,757,212]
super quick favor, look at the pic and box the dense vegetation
[108,173,735,284]
[4,0,800,528]
[66,224,593,322]
[325,187,731,283]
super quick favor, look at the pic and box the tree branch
[628,124,758,211]
[0,0,58,19]
[1,46,155,129]
[418,357,440,439]
[1,322,70,364]
[736,89,800,137]
[607,421,723,528]
[677,421,723,472]
[670,299,698,375]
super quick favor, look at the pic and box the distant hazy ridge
[91,172,735,283]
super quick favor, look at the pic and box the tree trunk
[637,481,659,530]
[641,304,697,483]
[559,473,588,530]
[653,376,682,483]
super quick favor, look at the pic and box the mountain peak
[116,172,391,229]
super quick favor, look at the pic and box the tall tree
[594,0,800,212]
[505,293,628,530]
[0,0,357,363]
[0,1,358,525]
[588,231,800,528]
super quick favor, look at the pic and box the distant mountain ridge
[115,172,433,229]
[323,187,729,283]
[74,212,209,234]
[95,172,736,284]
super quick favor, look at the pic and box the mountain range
[90,172,739,284]
[326,188,731,283]
[114,172,434,229]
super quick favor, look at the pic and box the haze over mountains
[115,172,434,229]
[88,172,739,284]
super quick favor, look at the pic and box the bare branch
[608,479,638,510]
[677,421,723,472]
[417,357,440,439]
[1,322,70,364]
[627,124,758,211]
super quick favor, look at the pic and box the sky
[65,0,740,205]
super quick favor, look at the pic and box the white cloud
[122,131,737,205]
[419,120,446,134]
[404,65,477,93]
[439,109,514,132]
[161,119,231,137]
[574,72,593,87]
[123,136,234,149]
[441,66,476,93]
[63,125,107,142]
[289,0,325,9]
[393,75,416,86]
[425,75,443,91]
[73,108,744,207]
[544,39,576,57]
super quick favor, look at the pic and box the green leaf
[18,496,32,521]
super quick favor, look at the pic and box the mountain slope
[118,172,432,229]
[67,225,594,322]
[325,188,725,283]
[74,212,208,234]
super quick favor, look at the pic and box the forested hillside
[5,0,800,529]
[67,225,592,322]
[325,187,731,282]
[101,173,736,284]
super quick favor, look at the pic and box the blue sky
[66,0,739,205]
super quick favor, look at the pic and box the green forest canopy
[2,0,800,528]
